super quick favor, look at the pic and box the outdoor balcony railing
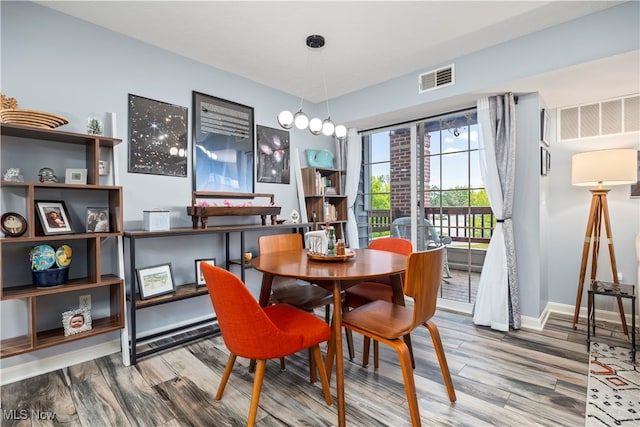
[367,207,495,244]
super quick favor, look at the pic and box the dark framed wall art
[128,94,188,177]
[631,150,640,198]
[192,91,254,193]
[256,125,290,184]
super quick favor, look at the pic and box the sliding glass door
[361,109,491,305]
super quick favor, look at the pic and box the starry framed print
[192,91,255,193]
[257,125,290,184]
[128,94,188,176]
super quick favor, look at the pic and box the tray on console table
[187,192,282,228]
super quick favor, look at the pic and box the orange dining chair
[200,262,332,427]
[344,237,413,368]
[337,247,456,426]
[258,233,354,380]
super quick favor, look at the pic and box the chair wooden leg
[341,298,355,361]
[374,340,379,369]
[403,333,416,369]
[280,357,286,371]
[311,345,333,405]
[345,328,355,361]
[216,353,237,400]
[248,360,266,427]
[426,321,456,402]
[388,338,421,427]
[308,348,317,383]
[362,336,371,367]
[325,331,335,386]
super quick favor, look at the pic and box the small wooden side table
[587,280,636,361]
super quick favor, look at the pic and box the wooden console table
[123,222,310,364]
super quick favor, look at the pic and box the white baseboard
[0,340,121,386]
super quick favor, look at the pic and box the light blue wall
[332,1,640,127]
[1,1,639,371]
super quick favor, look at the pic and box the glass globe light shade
[294,110,309,130]
[309,118,323,135]
[322,118,335,136]
[277,110,294,129]
[334,124,347,139]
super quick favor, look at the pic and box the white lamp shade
[322,118,335,136]
[294,111,309,130]
[572,148,637,187]
[309,118,323,135]
[277,110,293,129]
[334,124,347,139]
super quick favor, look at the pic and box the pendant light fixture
[277,34,347,140]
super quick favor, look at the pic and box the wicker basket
[0,108,68,129]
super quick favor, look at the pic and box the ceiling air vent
[419,64,455,93]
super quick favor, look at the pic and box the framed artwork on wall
[256,125,290,184]
[631,151,640,198]
[127,94,188,177]
[540,108,550,147]
[540,146,549,176]
[192,91,254,193]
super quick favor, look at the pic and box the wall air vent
[559,94,639,141]
[418,64,455,93]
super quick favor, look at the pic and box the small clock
[1,212,27,237]
[289,209,300,224]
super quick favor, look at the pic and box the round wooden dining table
[252,248,407,427]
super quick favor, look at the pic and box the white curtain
[343,128,361,248]
[473,94,520,331]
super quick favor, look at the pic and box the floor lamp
[571,148,637,331]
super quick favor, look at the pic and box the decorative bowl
[32,266,68,288]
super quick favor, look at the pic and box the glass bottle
[327,226,336,256]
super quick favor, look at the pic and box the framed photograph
[257,125,290,184]
[136,263,176,299]
[1,212,27,237]
[540,146,549,176]
[35,200,73,235]
[631,151,640,198]
[65,168,87,184]
[128,94,188,177]
[62,308,92,336]
[546,149,551,172]
[192,91,254,194]
[86,207,110,233]
[540,108,550,147]
[195,258,216,287]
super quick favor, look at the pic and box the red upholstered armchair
[200,262,333,426]
[345,237,413,368]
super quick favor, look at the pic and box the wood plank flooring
[2,311,634,426]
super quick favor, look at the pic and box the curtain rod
[359,95,518,134]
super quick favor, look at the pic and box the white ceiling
[38,1,638,115]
